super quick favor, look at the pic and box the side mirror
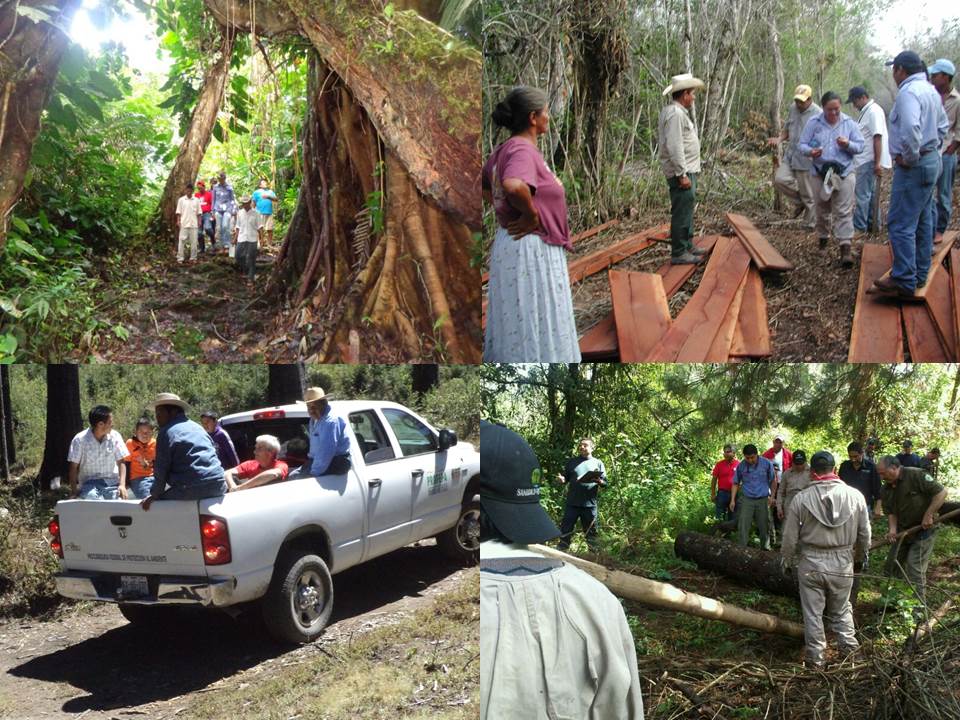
[438,428,458,451]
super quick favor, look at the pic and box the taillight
[200,514,231,565]
[48,515,63,558]
[253,410,286,420]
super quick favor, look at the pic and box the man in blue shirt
[895,439,923,468]
[797,91,865,267]
[730,443,777,550]
[141,393,226,510]
[300,387,352,476]
[873,51,949,298]
[252,178,278,247]
[212,171,237,253]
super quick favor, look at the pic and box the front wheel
[261,552,334,644]
[437,499,480,564]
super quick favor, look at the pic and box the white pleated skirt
[484,227,581,363]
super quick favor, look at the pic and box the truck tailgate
[58,499,208,576]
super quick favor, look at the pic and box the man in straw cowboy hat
[290,387,352,478]
[141,393,227,511]
[658,72,706,265]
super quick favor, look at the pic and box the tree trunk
[0,0,82,248]
[411,364,439,396]
[267,363,305,405]
[37,364,82,491]
[674,531,800,598]
[151,25,236,240]
[533,544,804,638]
[767,7,784,212]
[0,364,12,480]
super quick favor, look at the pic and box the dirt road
[0,541,471,719]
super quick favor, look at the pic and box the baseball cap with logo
[792,449,807,465]
[480,420,561,544]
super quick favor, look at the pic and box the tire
[261,551,334,644]
[437,499,480,564]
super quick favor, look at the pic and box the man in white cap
[769,84,821,229]
[296,387,352,477]
[929,58,959,242]
[479,421,644,719]
[658,73,706,265]
[141,393,226,511]
[781,450,870,668]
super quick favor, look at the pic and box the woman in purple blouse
[481,86,580,362]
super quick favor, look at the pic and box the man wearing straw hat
[781,451,871,668]
[295,387,352,477]
[141,393,227,511]
[658,72,706,265]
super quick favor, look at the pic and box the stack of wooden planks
[580,214,782,361]
[849,232,960,361]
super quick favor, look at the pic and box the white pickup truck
[49,400,480,643]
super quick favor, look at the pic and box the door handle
[412,469,424,481]
[368,478,382,488]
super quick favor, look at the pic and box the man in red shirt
[195,180,214,255]
[225,434,289,492]
[711,444,739,521]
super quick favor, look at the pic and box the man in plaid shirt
[68,405,129,500]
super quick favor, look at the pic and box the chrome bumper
[54,571,235,606]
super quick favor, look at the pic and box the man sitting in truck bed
[141,392,228,511]
[225,434,290,492]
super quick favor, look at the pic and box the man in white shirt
[175,182,203,264]
[68,405,129,500]
[846,86,892,234]
[232,194,261,281]
[480,421,644,720]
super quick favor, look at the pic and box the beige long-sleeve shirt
[481,543,644,719]
[658,102,701,178]
[776,466,812,515]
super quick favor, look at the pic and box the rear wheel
[437,499,480,564]
[261,551,334,644]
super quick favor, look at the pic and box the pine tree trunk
[674,531,800,598]
[267,363,306,405]
[0,0,82,248]
[37,364,82,491]
[0,365,12,480]
[411,364,439,395]
[151,25,236,240]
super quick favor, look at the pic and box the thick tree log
[0,0,82,248]
[533,545,804,638]
[37,364,82,491]
[675,531,800,598]
[202,0,480,230]
[152,25,235,240]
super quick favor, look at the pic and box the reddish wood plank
[729,268,772,358]
[579,314,619,360]
[567,224,670,284]
[656,235,723,295]
[647,237,752,362]
[706,271,749,361]
[609,271,671,362]
[904,304,948,361]
[849,244,904,362]
[868,230,958,297]
[726,212,794,271]
[923,267,957,360]
[952,249,960,361]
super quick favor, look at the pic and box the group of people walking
[175,172,279,281]
[482,49,959,360]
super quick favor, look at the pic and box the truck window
[223,418,310,467]
[381,408,437,457]
[348,410,395,463]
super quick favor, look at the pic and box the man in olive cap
[781,450,871,668]
[873,50,949,299]
[479,421,644,719]
[770,84,821,229]
[929,58,959,242]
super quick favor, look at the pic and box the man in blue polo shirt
[872,50,949,299]
[730,443,777,550]
[251,178,278,247]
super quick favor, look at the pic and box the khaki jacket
[781,478,871,565]
[776,466,811,515]
[658,102,701,178]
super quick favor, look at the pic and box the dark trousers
[235,241,258,279]
[714,489,732,521]
[558,504,598,551]
[667,172,698,257]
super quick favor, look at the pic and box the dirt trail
[0,542,470,720]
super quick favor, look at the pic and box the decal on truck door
[427,471,449,495]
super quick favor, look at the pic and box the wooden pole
[531,545,804,639]
[869,506,960,551]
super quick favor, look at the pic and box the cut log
[922,266,957,360]
[567,224,670,285]
[848,244,904,362]
[532,544,804,638]
[868,231,958,298]
[674,531,800,598]
[579,314,619,361]
[726,213,794,272]
[903,303,948,362]
[647,237,752,361]
[869,504,960,550]
[656,235,722,296]
[729,268,772,358]
[609,271,671,362]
